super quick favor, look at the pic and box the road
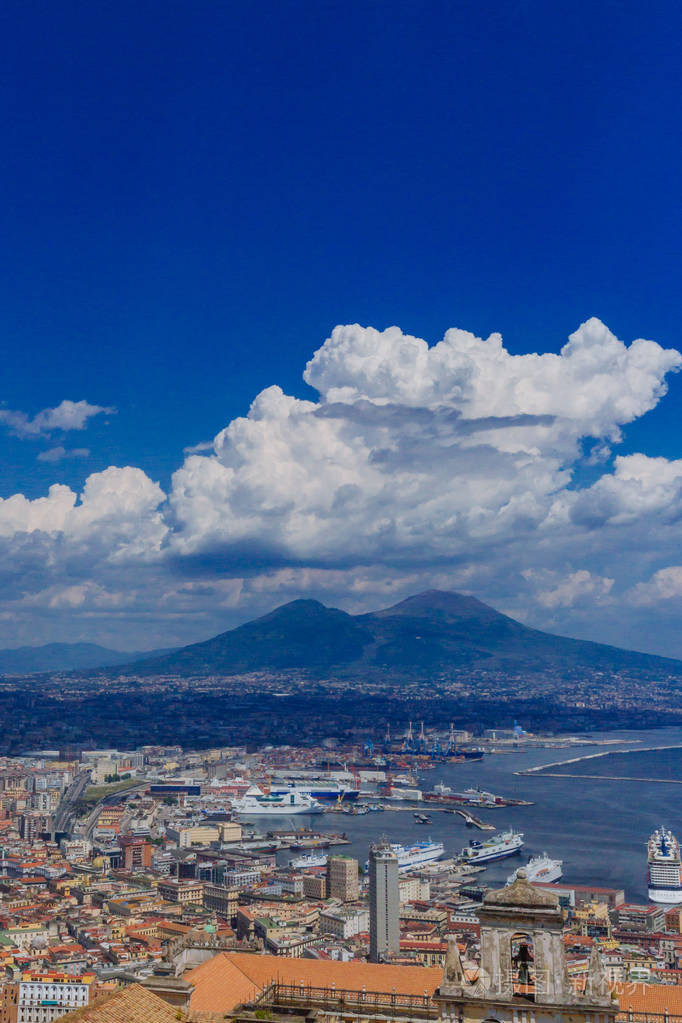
[52,769,91,836]
[77,781,150,841]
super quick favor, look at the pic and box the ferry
[231,786,324,817]
[460,829,524,865]
[507,853,562,885]
[365,839,444,872]
[648,826,682,904]
[270,778,360,802]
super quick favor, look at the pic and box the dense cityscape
[0,727,676,1021]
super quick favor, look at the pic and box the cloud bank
[3,317,682,655]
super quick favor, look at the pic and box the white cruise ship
[231,786,323,817]
[648,826,682,904]
[507,853,562,885]
[364,840,444,873]
[460,829,524,865]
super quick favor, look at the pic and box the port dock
[447,808,496,830]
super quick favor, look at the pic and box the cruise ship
[231,786,324,817]
[507,853,562,885]
[460,829,524,865]
[364,840,445,873]
[648,826,682,904]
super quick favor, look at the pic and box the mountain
[0,642,175,675]
[116,589,682,680]
[121,599,373,676]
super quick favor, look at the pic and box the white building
[399,876,430,902]
[17,975,93,1023]
[319,906,370,939]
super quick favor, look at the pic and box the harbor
[260,726,682,901]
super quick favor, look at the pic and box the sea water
[276,725,682,902]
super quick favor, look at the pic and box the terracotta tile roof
[58,982,183,1022]
[185,950,443,1015]
[616,981,682,1015]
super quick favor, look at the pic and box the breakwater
[516,743,682,782]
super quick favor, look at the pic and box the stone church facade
[436,869,618,1023]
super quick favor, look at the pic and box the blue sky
[1,0,682,654]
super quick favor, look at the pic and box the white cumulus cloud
[0,316,681,652]
[524,569,615,609]
[628,567,682,606]
[0,399,115,439]
[168,318,681,570]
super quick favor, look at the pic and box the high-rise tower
[369,839,399,962]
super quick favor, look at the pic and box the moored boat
[364,839,444,872]
[648,826,682,904]
[232,786,324,817]
[460,829,524,865]
[507,853,562,885]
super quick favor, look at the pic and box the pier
[376,803,494,830]
[448,808,496,830]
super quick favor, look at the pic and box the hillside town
[0,741,676,1021]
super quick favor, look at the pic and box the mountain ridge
[0,642,175,675]
[106,589,682,681]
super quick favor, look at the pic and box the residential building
[319,906,369,939]
[613,902,666,933]
[202,883,238,921]
[303,873,326,899]
[157,879,203,905]
[16,973,94,1023]
[119,834,152,871]
[327,855,359,902]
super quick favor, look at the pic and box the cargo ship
[364,839,445,872]
[459,829,524,864]
[507,853,562,885]
[648,826,682,904]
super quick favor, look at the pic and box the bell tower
[438,869,616,1022]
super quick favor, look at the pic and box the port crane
[401,720,415,753]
